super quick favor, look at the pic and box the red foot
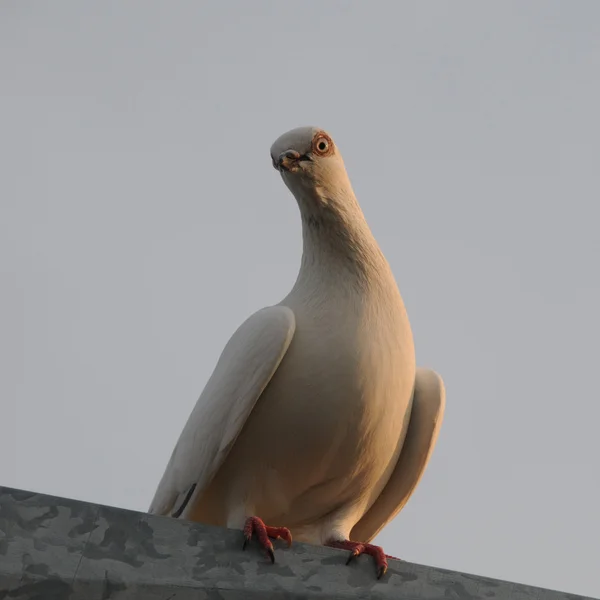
[326,539,400,579]
[242,516,292,563]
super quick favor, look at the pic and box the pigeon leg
[242,516,292,563]
[326,539,400,579]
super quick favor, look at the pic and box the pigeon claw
[326,539,399,579]
[242,516,292,563]
[345,543,365,565]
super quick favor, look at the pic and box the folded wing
[148,305,296,518]
[350,367,446,542]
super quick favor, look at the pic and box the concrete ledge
[0,486,593,599]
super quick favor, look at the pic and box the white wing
[350,368,446,542]
[149,305,296,517]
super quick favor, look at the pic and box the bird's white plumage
[350,368,446,542]
[149,306,295,517]
[149,125,445,551]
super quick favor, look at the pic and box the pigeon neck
[295,188,388,284]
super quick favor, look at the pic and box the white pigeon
[149,126,445,578]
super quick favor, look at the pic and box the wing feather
[350,367,445,542]
[149,305,296,516]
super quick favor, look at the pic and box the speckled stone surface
[0,486,594,599]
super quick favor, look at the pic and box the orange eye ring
[312,133,333,156]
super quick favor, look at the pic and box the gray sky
[1,1,599,597]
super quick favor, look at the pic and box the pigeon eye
[312,135,332,156]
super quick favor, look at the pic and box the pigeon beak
[277,150,301,173]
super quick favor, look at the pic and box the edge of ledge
[0,486,594,600]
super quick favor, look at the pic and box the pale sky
[1,2,599,597]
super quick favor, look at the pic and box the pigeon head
[270,127,354,212]
[270,126,336,174]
